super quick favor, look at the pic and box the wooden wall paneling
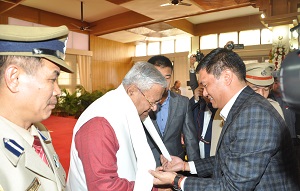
[165,19,195,35]
[1,5,88,34]
[270,0,300,16]
[2,5,39,23]
[272,0,288,15]
[0,0,25,15]
[0,14,8,24]
[195,14,266,36]
[90,35,135,91]
[259,0,300,27]
[191,36,200,54]
[253,0,271,15]
[172,54,189,89]
[289,0,300,13]
[0,1,14,15]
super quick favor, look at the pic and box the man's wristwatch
[173,174,184,190]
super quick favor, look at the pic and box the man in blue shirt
[145,55,200,167]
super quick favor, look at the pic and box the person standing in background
[189,55,199,92]
[0,24,71,191]
[189,84,218,159]
[189,51,222,160]
[245,62,284,119]
[146,55,199,169]
[170,80,182,95]
[189,50,205,92]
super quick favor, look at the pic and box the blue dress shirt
[156,91,170,135]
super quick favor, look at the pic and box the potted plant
[53,86,104,118]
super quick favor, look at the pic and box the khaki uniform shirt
[0,116,66,191]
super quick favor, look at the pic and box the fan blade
[179,2,191,6]
[71,23,81,28]
[160,3,172,7]
[71,28,82,31]
[82,25,94,31]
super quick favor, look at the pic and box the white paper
[143,116,172,162]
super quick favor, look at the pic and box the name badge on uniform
[53,154,60,168]
[25,177,40,191]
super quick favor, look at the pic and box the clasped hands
[149,155,189,186]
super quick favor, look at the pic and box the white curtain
[77,55,92,92]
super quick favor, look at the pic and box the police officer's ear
[5,64,20,93]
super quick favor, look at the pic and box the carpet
[41,115,77,174]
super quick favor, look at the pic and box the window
[136,37,190,56]
[219,32,238,47]
[239,30,260,45]
[161,40,175,54]
[261,28,273,44]
[175,36,191,52]
[244,60,258,64]
[147,42,160,55]
[200,34,218,50]
[58,54,80,93]
[135,43,147,56]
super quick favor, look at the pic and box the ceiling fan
[71,1,93,31]
[160,0,192,7]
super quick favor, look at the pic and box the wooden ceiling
[0,0,299,43]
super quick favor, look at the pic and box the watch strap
[173,174,183,190]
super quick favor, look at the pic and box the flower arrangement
[269,36,288,70]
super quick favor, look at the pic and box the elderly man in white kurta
[67,62,169,191]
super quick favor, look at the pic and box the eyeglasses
[137,88,160,108]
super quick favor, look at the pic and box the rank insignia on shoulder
[3,138,24,157]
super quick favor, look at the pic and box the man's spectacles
[137,88,160,108]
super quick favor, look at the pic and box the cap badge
[261,70,267,76]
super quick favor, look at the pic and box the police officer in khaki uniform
[245,62,284,119]
[0,24,72,191]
